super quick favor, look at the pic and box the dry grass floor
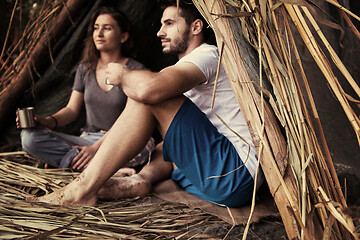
[0,152,289,240]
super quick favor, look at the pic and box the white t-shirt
[178,43,258,179]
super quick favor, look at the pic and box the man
[28,0,260,208]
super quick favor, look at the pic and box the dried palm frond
[0,1,63,91]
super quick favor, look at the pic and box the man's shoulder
[177,43,220,85]
[181,43,219,63]
[193,43,218,55]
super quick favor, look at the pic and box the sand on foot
[98,174,151,200]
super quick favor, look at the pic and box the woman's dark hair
[81,7,134,72]
[160,0,214,43]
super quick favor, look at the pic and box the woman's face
[93,14,127,53]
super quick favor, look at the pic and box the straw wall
[193,0,359,239]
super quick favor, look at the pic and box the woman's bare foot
[98,174,151,200]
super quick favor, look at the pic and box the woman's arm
[35,90,84,128]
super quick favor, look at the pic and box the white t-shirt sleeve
[177,44,219,85]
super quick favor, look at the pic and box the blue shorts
[163,98,254,207]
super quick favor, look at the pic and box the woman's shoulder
[126,58,146,70]
[73,62,93,87]
[77,62,91,72]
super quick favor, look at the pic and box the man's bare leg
[98,142,172,200]
[27,96,185,206]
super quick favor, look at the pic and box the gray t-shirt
[72,58,145,132]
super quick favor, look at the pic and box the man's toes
[114,167,136,177]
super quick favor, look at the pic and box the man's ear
[120,32,129,43]
[192,19,203,35]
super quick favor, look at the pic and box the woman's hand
[16,115,56,129]
[15,115,21,128]
[70,144,99,172]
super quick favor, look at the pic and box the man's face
[157,6,190,55]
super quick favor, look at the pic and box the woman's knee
[20,128,46,153]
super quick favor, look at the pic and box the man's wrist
[49,115,58,128]
[120,65,129,82]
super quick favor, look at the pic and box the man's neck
[178,40,205,59]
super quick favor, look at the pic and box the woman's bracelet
[50,115,58,128]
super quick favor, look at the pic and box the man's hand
[105,62,128,86]
[70,144,99,171]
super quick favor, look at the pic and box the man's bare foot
[113,167,136,178]
[98,174,151,200]
[26,179,98,206]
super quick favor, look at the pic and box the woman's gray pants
[21,128,154,169]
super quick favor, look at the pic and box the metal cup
[17,107,35,128]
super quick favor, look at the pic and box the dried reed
[0,1,62,91]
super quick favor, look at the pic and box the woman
[17,7,154,172]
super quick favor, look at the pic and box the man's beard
[163,28,189,55]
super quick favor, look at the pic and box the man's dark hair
[160,0,215,44]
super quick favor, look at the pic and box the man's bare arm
[106,62,206,104]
